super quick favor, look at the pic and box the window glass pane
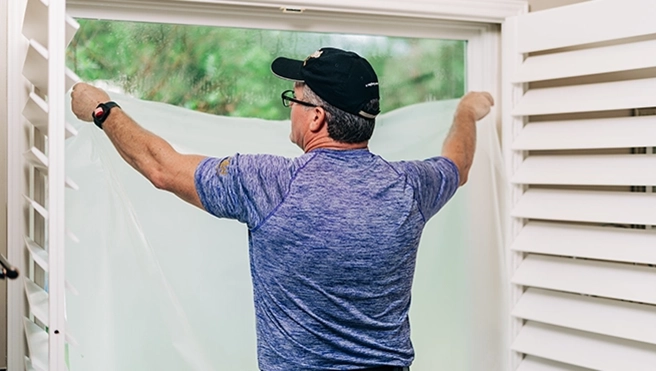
[67,20,465,119]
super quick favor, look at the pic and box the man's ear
[309,107,326,133]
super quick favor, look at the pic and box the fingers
[466,91,494,106]
[71,82,110,101]
[71,82,84,92]
[70,82,90,97]
[481,91,494,106]
[458,91,494,121]
[70,83,111,122]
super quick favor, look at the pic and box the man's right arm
[441,91,494,186]
[70,82,206,209]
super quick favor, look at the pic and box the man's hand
[70,82,111,122]
[456,91,494,121]
[441,91,494,186]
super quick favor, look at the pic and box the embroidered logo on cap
[303,50,323,66]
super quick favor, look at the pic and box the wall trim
[67,0,528,24]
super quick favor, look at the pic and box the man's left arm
[71,82,206,210]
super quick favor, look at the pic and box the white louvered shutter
[8,0,80,370]
[503,0,656,370]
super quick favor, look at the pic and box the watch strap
[92,101,121,129]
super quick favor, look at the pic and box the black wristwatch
[92,101,121,129]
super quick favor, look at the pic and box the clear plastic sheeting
[65,94,508,371]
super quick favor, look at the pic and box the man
[71,47,493,371]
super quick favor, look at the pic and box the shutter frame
[503,0,656,369]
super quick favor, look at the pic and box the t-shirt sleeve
[399,156,460,220]
[194,154,293,229]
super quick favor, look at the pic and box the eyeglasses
[281,90,318,108]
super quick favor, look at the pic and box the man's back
[195,148,459,370]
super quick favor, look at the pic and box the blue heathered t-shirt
[194,148,459,371]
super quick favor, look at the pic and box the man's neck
[303,138,368,153]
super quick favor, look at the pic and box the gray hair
[297,83,378,144]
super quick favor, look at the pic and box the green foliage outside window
[67,20,465,120]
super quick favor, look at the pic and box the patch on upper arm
[216,157,231,176]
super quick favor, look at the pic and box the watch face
[93,106,105,118]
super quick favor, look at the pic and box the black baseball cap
[271,47,380,119]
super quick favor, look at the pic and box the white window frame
[6,1,528,370]
[64,0,527,106]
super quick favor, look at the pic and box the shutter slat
[23,0,79,50]
[24,236,49,271]
[512,155,656,186]
[23,235,80,296]
[513,321,656,371]
[24,279,77,345]
[512,78,656,116]
[25,357,37,371]
[512,189,656,225]
[66,331,79,347]
[513,39,656,83]
[25,279,49,326]
[65,280,79,296]
[23,39,49,94]
[23,195,49,220]
[22,0,48,48]
[512,221,656,265]
[512,255,656,305]
[23,147,49,173]
[65,67,80,92]
[513,288,656,345]
[65,176,79,190]
[67,230,80,243]
[516,0,656,53]
[24,319,48,371]
[65,14,80,48]
[23,92,48,132]
[65,121,78,139]
[23,149,78,189]
[512,116,656,150]
[518,355,594,371]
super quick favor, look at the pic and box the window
[67,20,466,119]
[61,9,502,371]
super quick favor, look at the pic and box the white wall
[0,0,8,367]
[528,0,588,12]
